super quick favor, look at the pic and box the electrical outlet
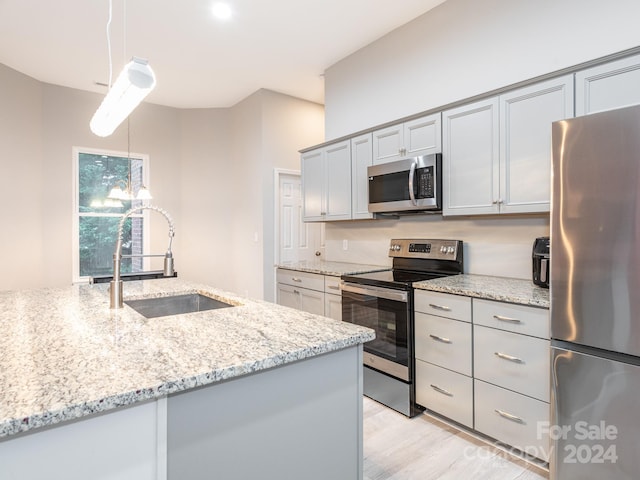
[343,239,348,250]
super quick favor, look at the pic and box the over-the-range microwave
[368,153,442,215]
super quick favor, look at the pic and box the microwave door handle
[408,159,417,206]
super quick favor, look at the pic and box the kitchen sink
[125,293,234,319]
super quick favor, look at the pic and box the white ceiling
[0,0,446,108]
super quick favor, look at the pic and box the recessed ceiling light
[212,2,233,21]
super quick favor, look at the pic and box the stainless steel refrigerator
[550,104,640,479]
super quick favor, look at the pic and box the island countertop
[0,279,374,439]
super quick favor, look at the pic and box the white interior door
[277,171,324,264]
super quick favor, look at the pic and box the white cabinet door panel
[404,113,441,156]
[277,283,301,310]
[443,97,500,216]
[372,124,404,165]
[301,150,324,221]
[351,133,373,219]
[325,141,352,220]
[576,53,640,116]
[324,293,342,321]
[299,288,325,316]
[499,75,574,213]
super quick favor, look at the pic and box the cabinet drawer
[414,291,471,322]
[324,276,342,294]
[473,298,549,338]
[415,313,472,376]
[276,269,324,292]
[474,380,550,461]
[415,360,473,428]
[474,325,550,402]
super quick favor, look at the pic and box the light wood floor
[363,397,549,480]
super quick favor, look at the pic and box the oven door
[341,282,410,381]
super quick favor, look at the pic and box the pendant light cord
[106,0,113,88]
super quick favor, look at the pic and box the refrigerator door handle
[494,352,524,363]
[494,409,525,424]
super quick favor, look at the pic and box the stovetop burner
[341,239,463,290]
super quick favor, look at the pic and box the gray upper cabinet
[443,75,574,216]
[499,75,574,214]
[576,53,640,116]
[302,140,352,222]
[350,133,374,220]
[443,97,500,216]
[372,113,441,165]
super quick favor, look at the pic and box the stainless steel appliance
[367,154,442,214]
[550,105,640,479]
[341,239,463,417]
[532,236,549,288]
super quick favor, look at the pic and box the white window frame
[72,146,151,284]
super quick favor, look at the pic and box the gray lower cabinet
[414,290,550,461]
[276,268,341,319]
[414,291,473,428]
[167,346,363,480]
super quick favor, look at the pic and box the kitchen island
[0,279,374,480]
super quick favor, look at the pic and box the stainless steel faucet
[110,205,175,308]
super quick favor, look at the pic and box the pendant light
[90,0,156,137]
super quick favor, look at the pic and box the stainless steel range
[341,239,463,417]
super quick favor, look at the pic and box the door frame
[273,168,301,301]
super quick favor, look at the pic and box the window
[72,147,150,283]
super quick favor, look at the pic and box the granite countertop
[0,279,374,439]
[276,260,390,277]
[414,274,549,309]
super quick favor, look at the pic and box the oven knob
[393,244,401,251]
[440,246,446,253]
[447,246,455,254]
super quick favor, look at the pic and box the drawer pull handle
[429,334,452,344]
[495,409,525,424]
[493,314,522,324]
[293,290,300,294]
[494,352,524,363]
[429,303,451,311]
[291,277,303,282]
[430,384,453,397]
[328,285,340,290]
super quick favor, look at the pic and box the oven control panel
[389,239,461,260]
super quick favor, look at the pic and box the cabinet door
[442,97,500,216]
[499,75,574,214]
[404,113,442,156]
[372,123,404,165]
[276,283,301,310]
[350,133,373,219]
[576,53,640,116]
[324,293,342,321]
[324,141,352,221]
[301,149,324,221]
[299,288,325,316]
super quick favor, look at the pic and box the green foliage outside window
[77,152,145,278]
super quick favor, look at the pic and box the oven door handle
[341,282,408,303]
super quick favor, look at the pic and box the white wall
[324,0,640,139]
[0,64,44,290]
